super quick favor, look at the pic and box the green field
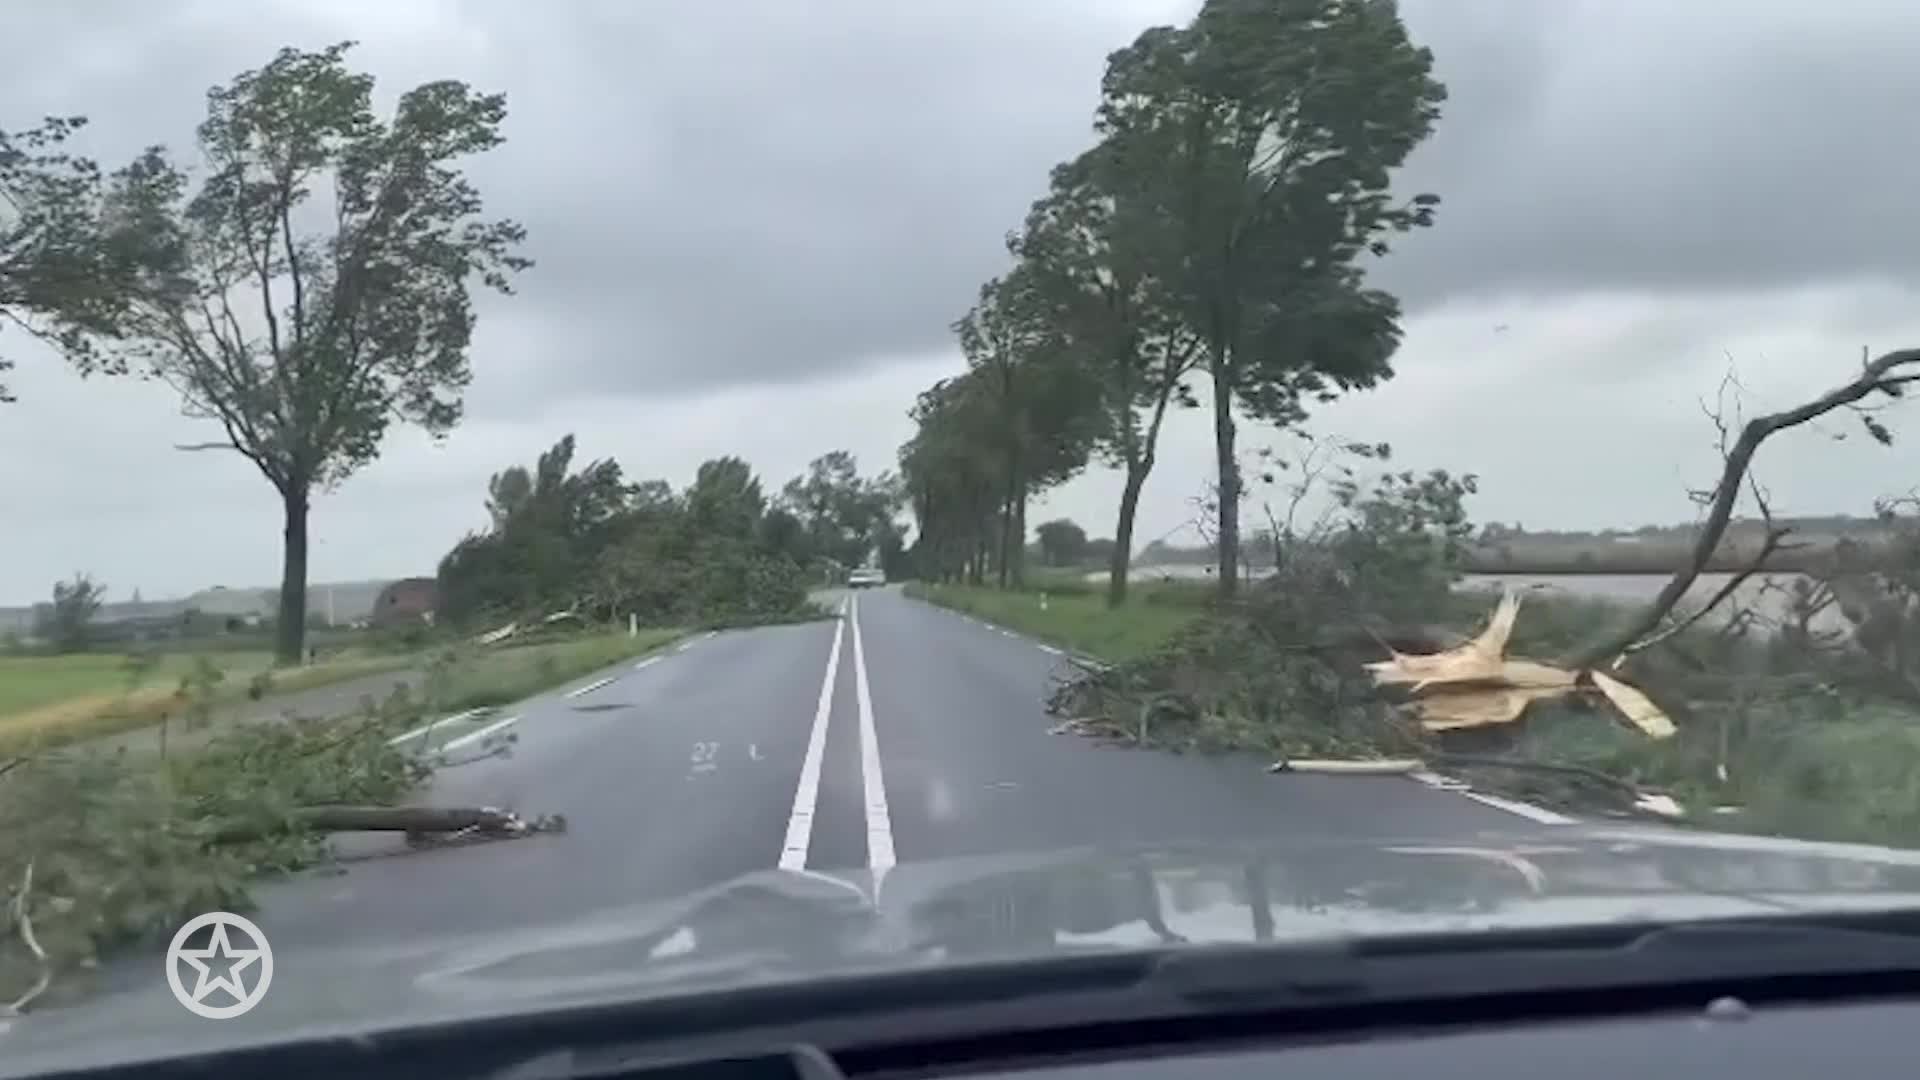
[905,580,1202,663]
[0,650,270,717]
[0,627,693,755]
[0,648,418,753]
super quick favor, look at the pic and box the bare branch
[1620,525,1793,660]
[1569,346,1920,669]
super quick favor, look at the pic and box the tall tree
[685,456,766,540]
[901,373,1001,584]
[1016,148,1200,606]
[78,43,529,661]
[1097,0,1443,598]
[439,434,632,624]
[0,117,179,403]
[1035,518,1090,567]
[953,270,1100,588]
[780,450,903,569]
[39,573,106,653]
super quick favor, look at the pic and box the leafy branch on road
[0,629,670,1010]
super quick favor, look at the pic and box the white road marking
[676,630,719,653]
[849,595,896,869]
[633,655,662,672]
[440,714,519,752]
[387,707,484,747]
[779,605,846,870]
[749,743,762,760]
[564,675,616,699]
[1037,644,1063,656]
[1411,770,1574,824]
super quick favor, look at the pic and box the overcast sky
[5,0,1920,604]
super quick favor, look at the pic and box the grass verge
[1045,571,1920,850]
[904,580,1203,664]
[435,628,685,711]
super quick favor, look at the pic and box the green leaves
[52,41,530,660]
[903,0,1445,594]
[0,116,184,400]
[777,451,904,569]
[37,573,105,653]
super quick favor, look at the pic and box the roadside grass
[904,580,1203,664]
[436,628,685,711]
[0,650,417,756]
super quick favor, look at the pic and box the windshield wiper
[1139,914,1920,1009]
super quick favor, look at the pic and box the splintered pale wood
[1365,589,1675,739]
[1415,685,1576,731]
[1366,590,1522,689]
[1590,669,1678,738]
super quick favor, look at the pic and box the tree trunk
[1108,466,1149,608]
[215,805,534,843]
[1012,492,1028,589]
[997,449,1024,590]
[1006,488,1021,588]
[275,483,311,664]
[1210,358,1240,599]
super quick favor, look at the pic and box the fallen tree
[0,682,565,1010]
[1048,349,1920,834]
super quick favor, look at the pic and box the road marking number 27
[690,741,720,774]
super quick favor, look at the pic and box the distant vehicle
[848,567,887,589]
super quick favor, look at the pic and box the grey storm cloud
[1383,0,1920,309]
[7,0,1920,410]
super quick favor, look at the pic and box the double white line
[779,595,894,871]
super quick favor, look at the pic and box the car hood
[12,823,1920,1073]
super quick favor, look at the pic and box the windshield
[6,0,1920,1061]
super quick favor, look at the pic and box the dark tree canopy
[1035,518,1091,567]
[1093,0,1444,595]
[778,450,903,569]
[37,572,106,653]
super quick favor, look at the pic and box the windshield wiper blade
[1132,915,1920,1008]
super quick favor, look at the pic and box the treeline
[899,0,1445,606]
[435,438,903,628]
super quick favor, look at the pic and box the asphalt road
[244,586,1554,953]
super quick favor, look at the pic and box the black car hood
[11,823,1920,1075]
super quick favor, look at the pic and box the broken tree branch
[1620,521,1795,660]
[3,860,50,1016]
[1567,346,1920,670]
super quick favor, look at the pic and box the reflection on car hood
[13,824,1920,1073]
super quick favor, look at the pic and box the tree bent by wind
[44,42,529,663]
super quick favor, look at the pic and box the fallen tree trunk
[214,805,562,843]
